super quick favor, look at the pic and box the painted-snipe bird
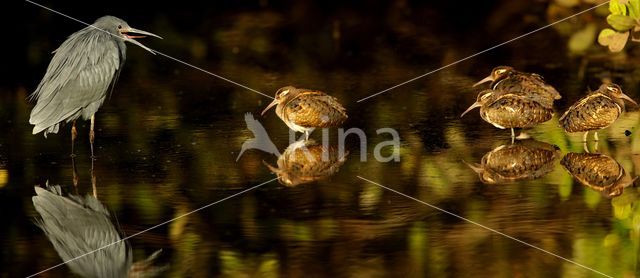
[461,89,554,139]
[474,66,561,108]
[261,86,348,139]
[561,152,638,198]
[29,16,161,156]
[465,139,559,184]
[559,83,637,142]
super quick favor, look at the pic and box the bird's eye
[117,25,122,29]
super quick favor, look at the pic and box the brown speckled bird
[474,66,561,108]
[461,89,554,139]
[561,152,638,198]
[559,83,637,142]
[465,139,559,184]
[263,140,348,186]
[262,86,348,139]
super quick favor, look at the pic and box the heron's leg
[71,120,78,157]
[583,131,589,142]
[89,115,96,158]
[594,131,599,142]
[91,157,97,198]
[71,155,79,193]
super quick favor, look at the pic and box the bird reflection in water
[561,152,638,198]
[264,140,348,186]
[465,139,560,184]
[32,161,165,277]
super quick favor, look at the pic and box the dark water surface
[3,1,640,277]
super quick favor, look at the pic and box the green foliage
[598,0,640,52]
[607,14,636,31]
[598,27,630,51]
[609,0,627,15]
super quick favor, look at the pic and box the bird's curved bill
[473,75,494,87]
[620,93,638,106]
[261,99,279,116]
[460,102,481,118]
[122,27,163,55]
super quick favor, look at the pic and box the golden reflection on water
[0,169,7,189]
[562,152,638,198]
[264,140,348,186]
[465,139,560,184]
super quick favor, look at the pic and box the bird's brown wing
[495,75,558,107]
[284,91,348,128]
[527,73,561,100]
[559,94,621,132]
[29,27,123,134]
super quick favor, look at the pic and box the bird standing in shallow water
[261,86,348,140]
[29,16,162,156]
[474,66,561,108]
[461,89,554,140]
[559,83,637,142]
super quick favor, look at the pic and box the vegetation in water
[598,0,640,51]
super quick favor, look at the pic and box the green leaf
[627,0,640,19]
[607,14,636,31]
[610,0,628,15]
[568,24,597,53]
[598,28,630,52]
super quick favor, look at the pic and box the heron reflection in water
[561,152,638,198]
[464,139,560,184]
[32,182,165,277]
[264,140,348,186]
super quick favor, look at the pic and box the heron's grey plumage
[29,16,127,137]
[29,16,161,140]
[32,185,132,277]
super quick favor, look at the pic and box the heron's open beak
[261,99,279,116]
[122,27,163,55]
[473,75,494,87]
[460,102,481,118]
[619,93,638,106]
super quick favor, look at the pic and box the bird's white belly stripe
[288,122,310,133]
[491,123,506,129]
